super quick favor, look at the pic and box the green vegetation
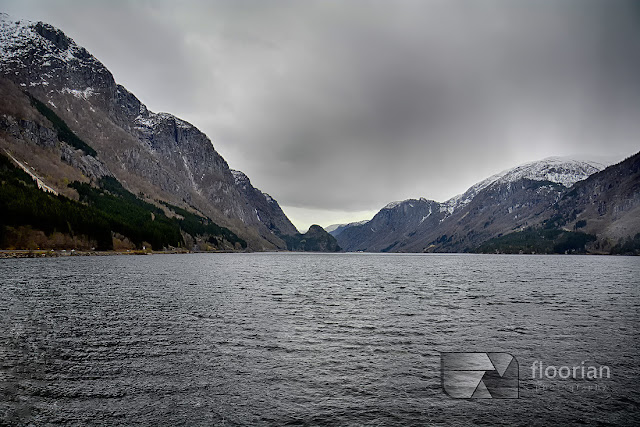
[0,153,112,249]
[160,201,246,249]
[279,225,340,252]
[70,177,183,250]
[474,227,596,254]
[524,179,563,191]
[543,214,567,230]
[543,208,582,230]
[611,233,640,255]
[26,92,97,157]
[0,152,246,251]
[71,177,246,250]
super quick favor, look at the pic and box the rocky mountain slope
[336,155,639,253]
[542,152,640,253]
[0,14,297,250]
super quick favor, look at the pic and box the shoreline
[0,249,633,258]
[0,249,201,258]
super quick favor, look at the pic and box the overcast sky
[3,0,639,231]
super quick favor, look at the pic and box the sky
[2,0,639,231]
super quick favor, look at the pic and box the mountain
[0,14,298,251]
[230,170,298,236]
[280,225,341,252]
[440,157,604,215]
[540,152,640,253]
[335,155,640,254]
[336,198,444,252]
[326,220,368,237]
[2,15,636,254]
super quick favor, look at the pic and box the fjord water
[0,253,638,426]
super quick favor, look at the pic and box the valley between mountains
[1,14,638,255]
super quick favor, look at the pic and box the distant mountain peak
[496,157,605,186]
[1,14,107,90]
[442,157,605,215]
[326,219,370,236]
[377,157,603,218]
[334,155,617,252]
[483,156,603,188]
[382,197,431,210]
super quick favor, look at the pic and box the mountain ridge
[335,155,638,253]
[1,14,637,254]
[0,14,298,251]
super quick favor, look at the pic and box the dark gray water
[0,253,638,426]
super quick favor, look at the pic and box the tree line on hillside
[0,153,245,250]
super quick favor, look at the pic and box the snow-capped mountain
[0,14,298,250]
[335,157,615,252]
[0,14,115,104]
[1,13,637,253]
[363,157,606,226]
[442,157,604,214]
[482,157,604,187]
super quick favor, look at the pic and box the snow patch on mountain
[0,14,37,61]
[443,157,604,214]
[62,87,95,100]
[230,169,249,187]
[487,157,603,188]
[134,111,195,130]
[263,193,275,203]
[383,201,402,210]
[371,157,604,224]
[383,197,429,210]
[419,205,433,224]
[0,13,104,91]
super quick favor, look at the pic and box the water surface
[1,253,638,425]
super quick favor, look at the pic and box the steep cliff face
[547,152,640,251]
[0,14,297,250]
[230,170,299,236]
[336,198,444,252]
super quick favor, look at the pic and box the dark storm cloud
[4,0,640,226]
